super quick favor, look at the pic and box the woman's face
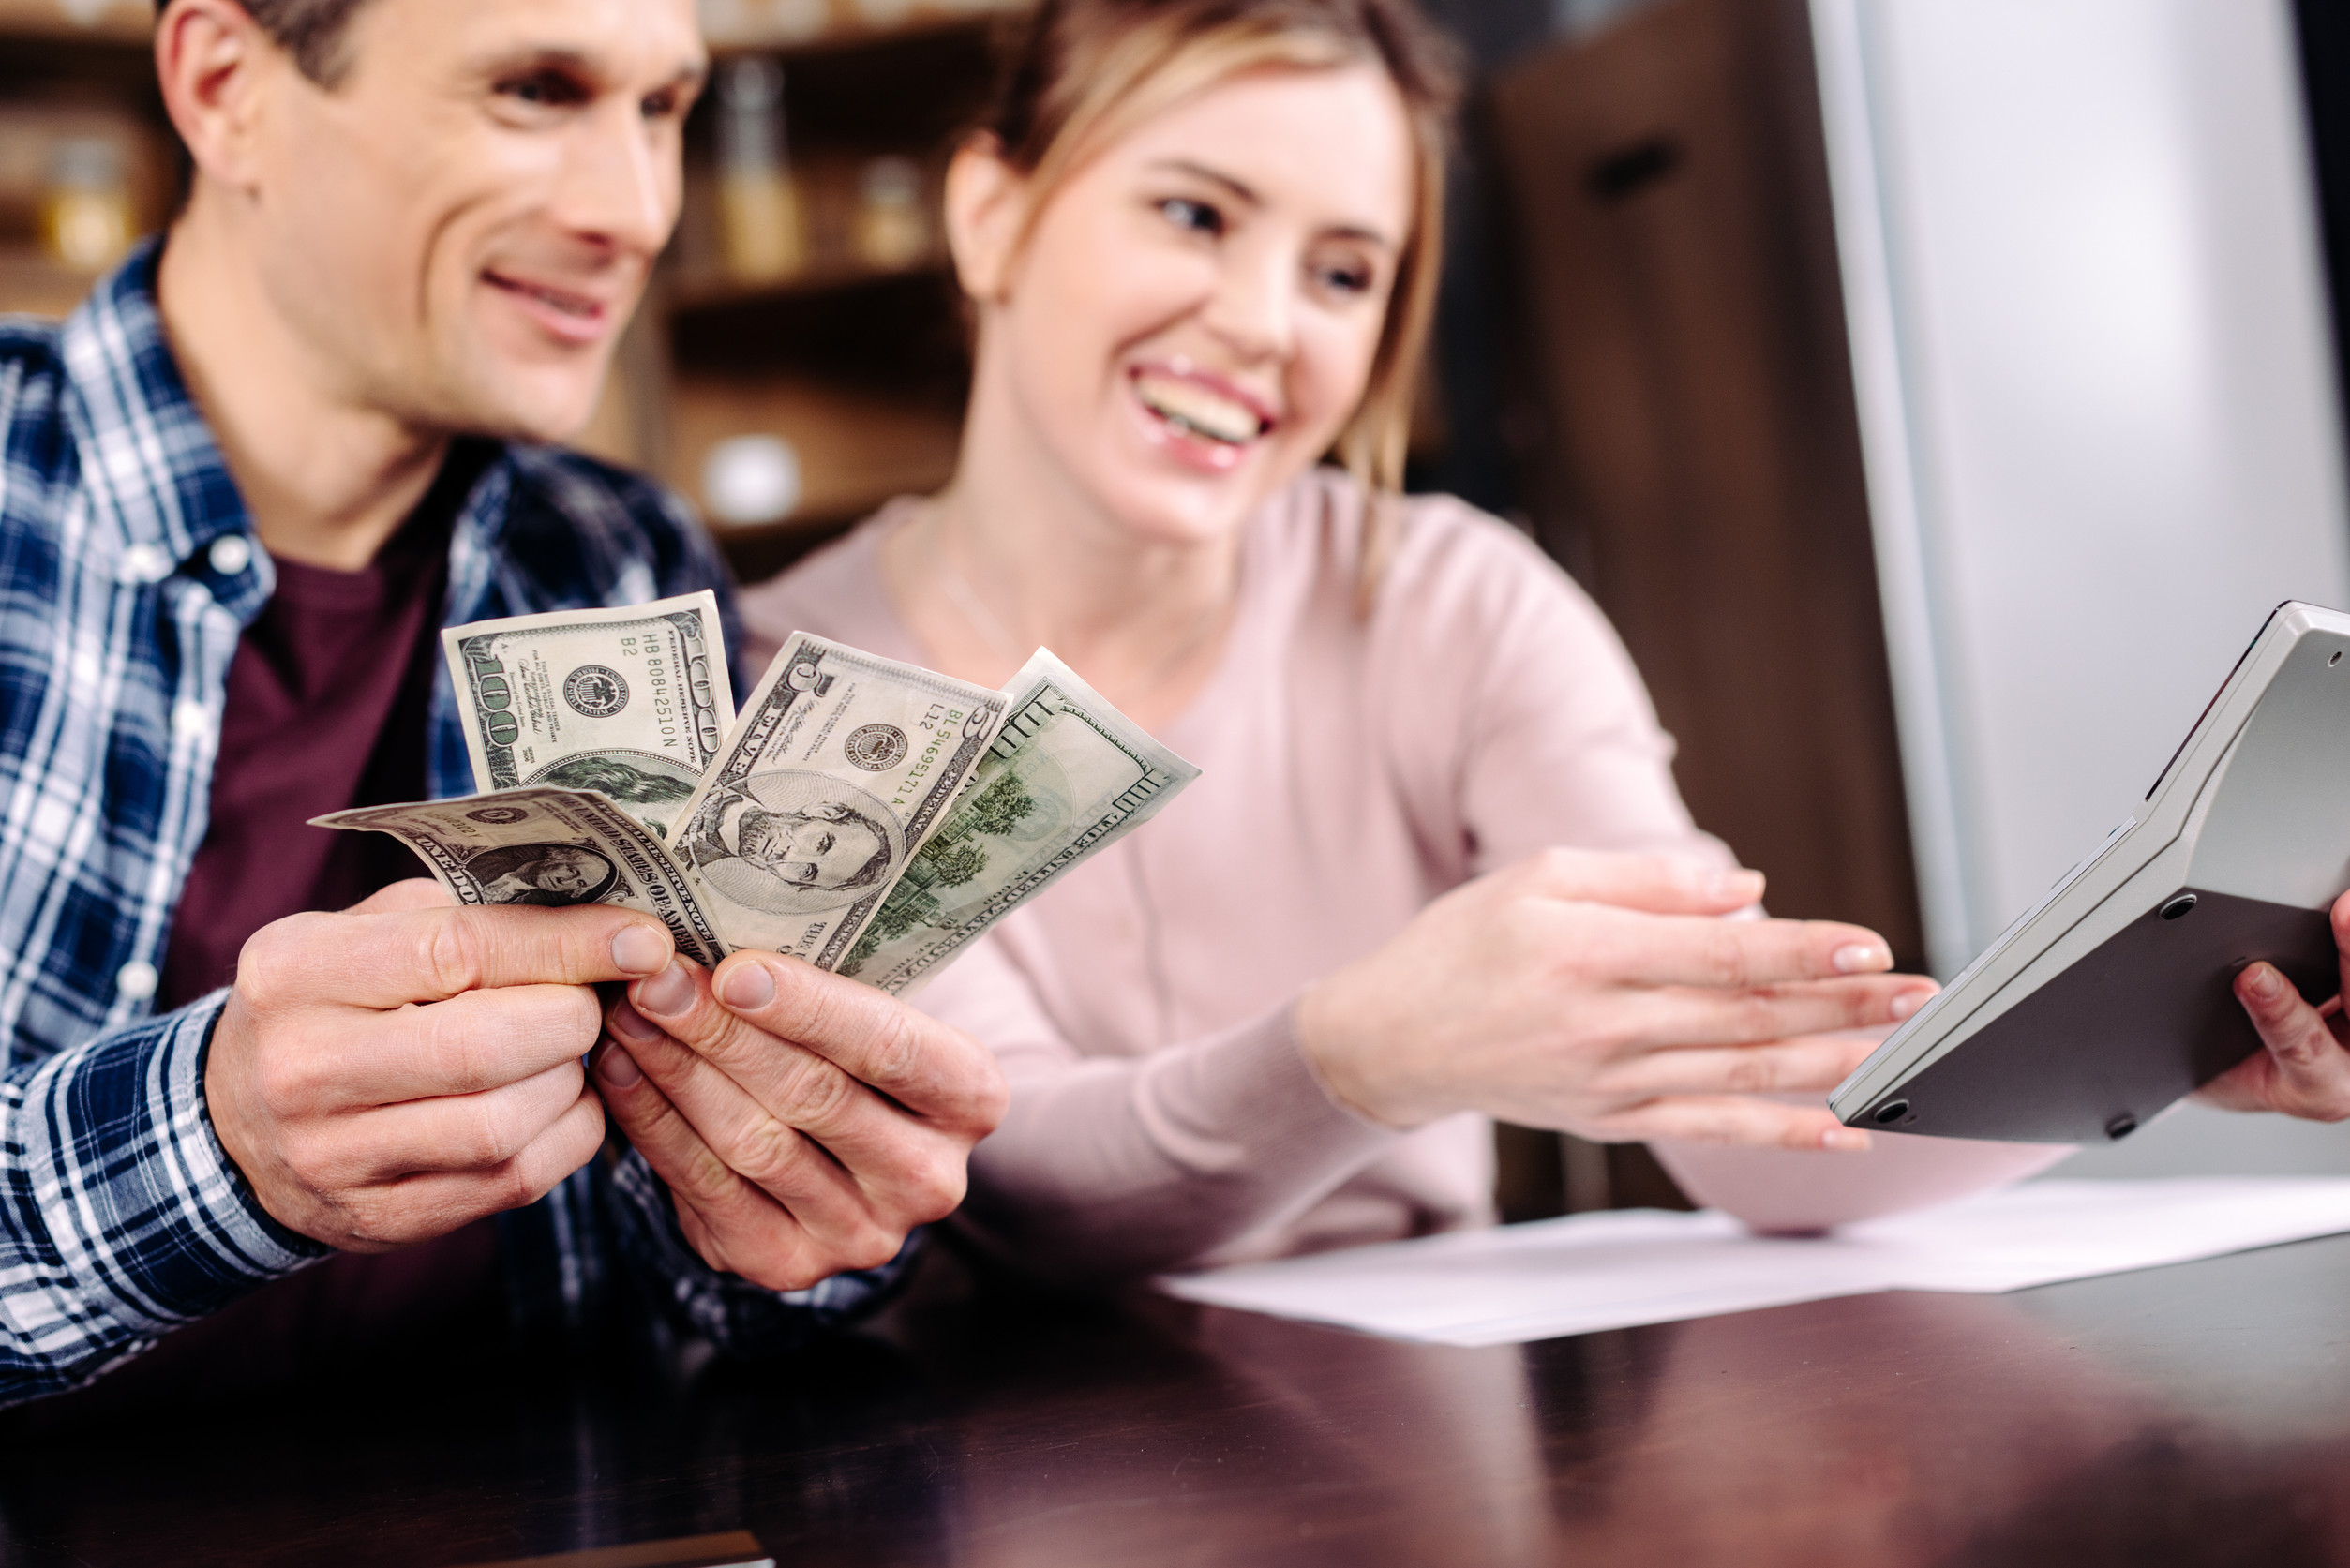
[971,63,1417,547]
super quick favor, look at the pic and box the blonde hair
[980,0,1461,513]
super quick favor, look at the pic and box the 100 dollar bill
[668,632,1010,967]
[839,649,1200,994]
[314,786,728,966]
[442,591,735,840]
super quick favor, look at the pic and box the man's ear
[155,0,282,190]
[943,133,1032,305]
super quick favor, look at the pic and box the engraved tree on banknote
[846,771,1040,964]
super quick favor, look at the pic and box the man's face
[246,0,703,441]
[737,806,883,892]
[524,849,598,895]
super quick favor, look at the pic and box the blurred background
[5,0,2349,1204]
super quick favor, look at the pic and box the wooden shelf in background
[665,255,949,315]
[700,0,1024,54]
[0,0,149,43]
[0,247,102,319]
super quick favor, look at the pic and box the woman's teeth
[1135,375,1265,445]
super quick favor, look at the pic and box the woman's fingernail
[1822,1127,1871,1152]
[718,961,776,1011]
[596,1044,643,1089]
[1834,943,1891,974]
[606,999,661,1045]
[2245,963,2283,1000]
[635,960,694,1017]
[611,924,669,977]
[1891,989,1929,1020]
[1707,867,1765,902]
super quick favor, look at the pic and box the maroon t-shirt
[159,465,474,1010]
[126,449,506,1402]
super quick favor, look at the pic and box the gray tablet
[1831,601,2350,1144]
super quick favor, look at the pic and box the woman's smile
[1128,362,1278,472]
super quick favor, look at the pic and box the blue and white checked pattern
[0,246,901,1407]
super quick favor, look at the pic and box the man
[685,784,896,906]
[473,844,616,904]
[0,0,1001,1406]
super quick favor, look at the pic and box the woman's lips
[484,270,613,346]
[1129,366,1279,474]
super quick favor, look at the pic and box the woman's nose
[1200,240,1297,361]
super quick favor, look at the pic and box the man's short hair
[158,0,373,84]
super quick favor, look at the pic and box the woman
[736,0,2005,1279]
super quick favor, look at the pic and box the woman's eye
[1158,197,1224,237]
[1313,259,1378,296]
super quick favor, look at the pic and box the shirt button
[115,961,157,1001]
[206,535,252,576]
[172,700,211,739]
[120,544,171,584]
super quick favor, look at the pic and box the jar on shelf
[853,157,929,272]
[714,57,806,284]
[40,137,135,274]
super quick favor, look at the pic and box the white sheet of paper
[1158,1179,2350,1347]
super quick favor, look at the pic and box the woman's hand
[2198,890,2350,1120]
[1294,848,1939,1151]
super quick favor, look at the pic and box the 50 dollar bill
[668,632,1011,968]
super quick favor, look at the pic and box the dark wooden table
[5,1232,2350,1567]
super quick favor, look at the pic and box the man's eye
[1158,197,1224,238]
[499,70,589,109]
[815,832,834,853]
[642,86,683,121]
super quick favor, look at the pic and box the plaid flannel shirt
[0,246,901,1408]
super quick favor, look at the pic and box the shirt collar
[58,240,262,602]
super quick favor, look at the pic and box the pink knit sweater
[741,470,1746,1277]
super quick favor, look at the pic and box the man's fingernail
[1822,1127,1871,1152]
[611,924,668,977]
[607,1000,661,1045]
[718,962,776,1011]
[635,960,694,1017]
[1891,989,1929,1020]
[1833,943,1891,974]
[596,1044,643,1089]
[2246,963,2284,1000]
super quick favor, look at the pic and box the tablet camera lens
[1873,1099,1909,1125]
[2105,1113,2137,1140]
[2160,893,2198,920]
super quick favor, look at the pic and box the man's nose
[555,99,678,256]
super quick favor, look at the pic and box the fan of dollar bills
[313,591,1200,997]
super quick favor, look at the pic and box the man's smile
[482,267,621,345]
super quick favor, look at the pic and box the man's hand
[2201,889,2350,1120]
[205,879,676,1251]
[594,952,1007,1292]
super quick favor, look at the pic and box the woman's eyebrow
[1146,158,1398,250]
[1149,159,1261,206]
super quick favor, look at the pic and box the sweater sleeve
[1384,500,1735,880]
[924,937,1395,1282]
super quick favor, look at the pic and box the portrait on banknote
[677,771,905,914]
[467,843,620,906]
